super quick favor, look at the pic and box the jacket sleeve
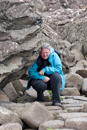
[42,53,62,75]
[29,61,45,80]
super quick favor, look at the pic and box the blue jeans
[31,73,61,103]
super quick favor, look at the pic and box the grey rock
[21,101,54,128]
[82,78,87,96]
[0,123,22,130]
[76,69,87,78]
[71,49,84,62]
[3,82,18,102]
[57,112,87,120]
[0,106,23,126]
[39,120,64,130]
[60,87,80,96]
[65,73,83,90]
[12,79,27,93]
[81,102,87,112]
[0,90,9,101]
[65,117,87,130]
[26,87,51,102]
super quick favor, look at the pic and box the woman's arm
[42,53,62,75]
[29,62,45,80]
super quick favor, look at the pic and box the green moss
[48,90,63,101]
[47,128,52,130]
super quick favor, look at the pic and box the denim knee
[31,79,47,92]
[50,73,61,82]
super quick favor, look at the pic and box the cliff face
[42,0,87,11]
[0,0,87,90]
[0,0,46,89]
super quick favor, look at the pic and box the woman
[26,43,65,106]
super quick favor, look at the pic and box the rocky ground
[0,0,87,130]
[0,79,87,130]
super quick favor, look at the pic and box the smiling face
[40,48,50,60]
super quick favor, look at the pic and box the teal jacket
[26,48,65,91]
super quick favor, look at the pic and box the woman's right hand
[44,77,50,82]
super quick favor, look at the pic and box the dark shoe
[52,102,61,106]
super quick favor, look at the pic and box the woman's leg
[47,73,61,104]
[31,79,47,101]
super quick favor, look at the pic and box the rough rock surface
[42,0,87,12]
[0,0,46,89]
[0,0,87,130]
[0,95,87,130]
[0,106,23,126]
[0,123,22,130]
[21,101,54,128]
[0,0,87,90]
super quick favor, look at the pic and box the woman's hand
[39,70,44,75]
[44,77,50,82]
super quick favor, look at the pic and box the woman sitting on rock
[26,43,65,106]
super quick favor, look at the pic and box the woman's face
[41,48,50,60]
